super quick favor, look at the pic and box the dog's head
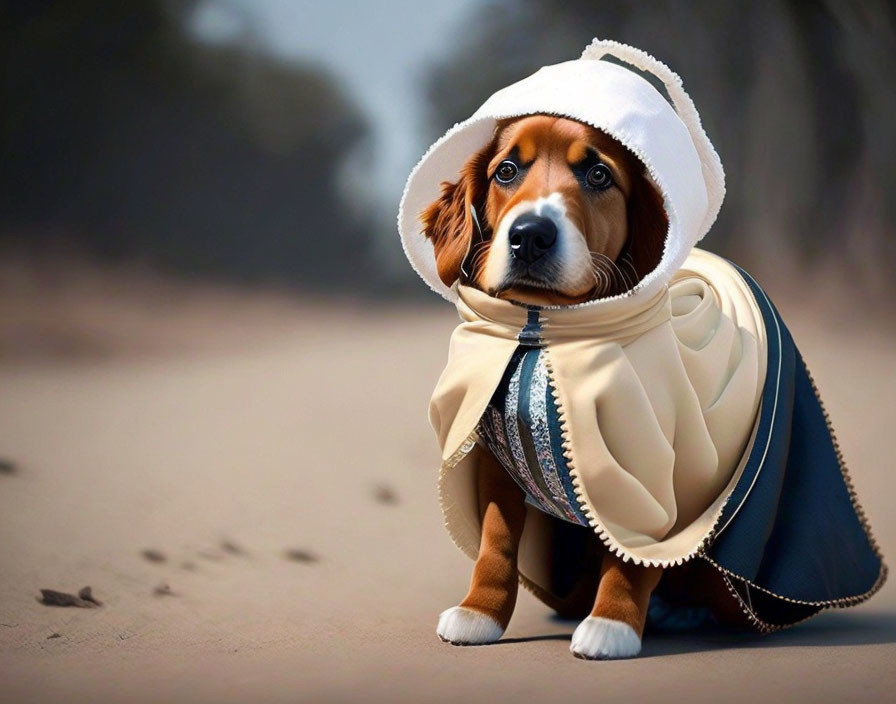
[420,115,668,306]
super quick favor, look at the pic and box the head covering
[398,39,725,306]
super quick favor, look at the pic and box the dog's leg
[437,449,526,645]
[570,550,662,659]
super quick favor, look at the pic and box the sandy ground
[0,266,894,703]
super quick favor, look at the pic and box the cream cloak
[432,249,766,584]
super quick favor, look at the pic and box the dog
[419,114,737,659]
[408,40,886,661]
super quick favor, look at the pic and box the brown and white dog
[420,114,737,659]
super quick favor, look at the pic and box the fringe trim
[716,570,779,634]
[702,553,888,612]
[437,433,481,563]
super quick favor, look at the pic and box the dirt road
[1,274,893,703]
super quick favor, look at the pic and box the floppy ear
[626,170,669,282]
[419,140,495,288]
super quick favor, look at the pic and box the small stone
[39,589,97,608]
[153,583,175,597]
[284,548,318,564]
[372,483,399,505]
[220,539,246,556]
[140,549,167,563]
[78,586,102,606]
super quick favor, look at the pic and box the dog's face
[420,115,668,305]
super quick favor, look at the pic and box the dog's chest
[475,347,589,526]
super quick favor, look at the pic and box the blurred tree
[0,0,371,286]
[423,0,896,284]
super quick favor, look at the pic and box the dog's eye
[586,164,614,190]
[494,160,518,184]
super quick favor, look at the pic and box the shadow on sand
[642,610,896,658]
[493,610,896,656]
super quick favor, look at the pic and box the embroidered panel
[476,347,588,526]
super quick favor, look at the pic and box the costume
[397,40,885,631]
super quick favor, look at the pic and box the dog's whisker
[590,261,612,295]
[588,250,642,295]
[619,253,638,288]
[589,262,608,290]
[612,254,635,289]
[589,253,628,295]
[591,252,626,278]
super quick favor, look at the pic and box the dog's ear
[626,170,669,282]
[419,139,495,288]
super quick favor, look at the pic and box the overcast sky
[191,0,483,207]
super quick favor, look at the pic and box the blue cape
[672,267,888,631]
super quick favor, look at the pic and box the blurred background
[3,0,896,304]
[2,3,896,701]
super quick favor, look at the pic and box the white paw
[436,606,504,645]
[570,616,641,660]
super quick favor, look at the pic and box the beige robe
[430,249,768,604]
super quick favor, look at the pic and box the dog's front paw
[570,616,641,660]
[436,606,504,645]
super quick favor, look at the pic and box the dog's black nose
[508,214,557,264]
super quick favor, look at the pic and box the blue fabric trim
[477,346,589,526]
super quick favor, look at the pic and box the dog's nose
[508,214,558,264]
